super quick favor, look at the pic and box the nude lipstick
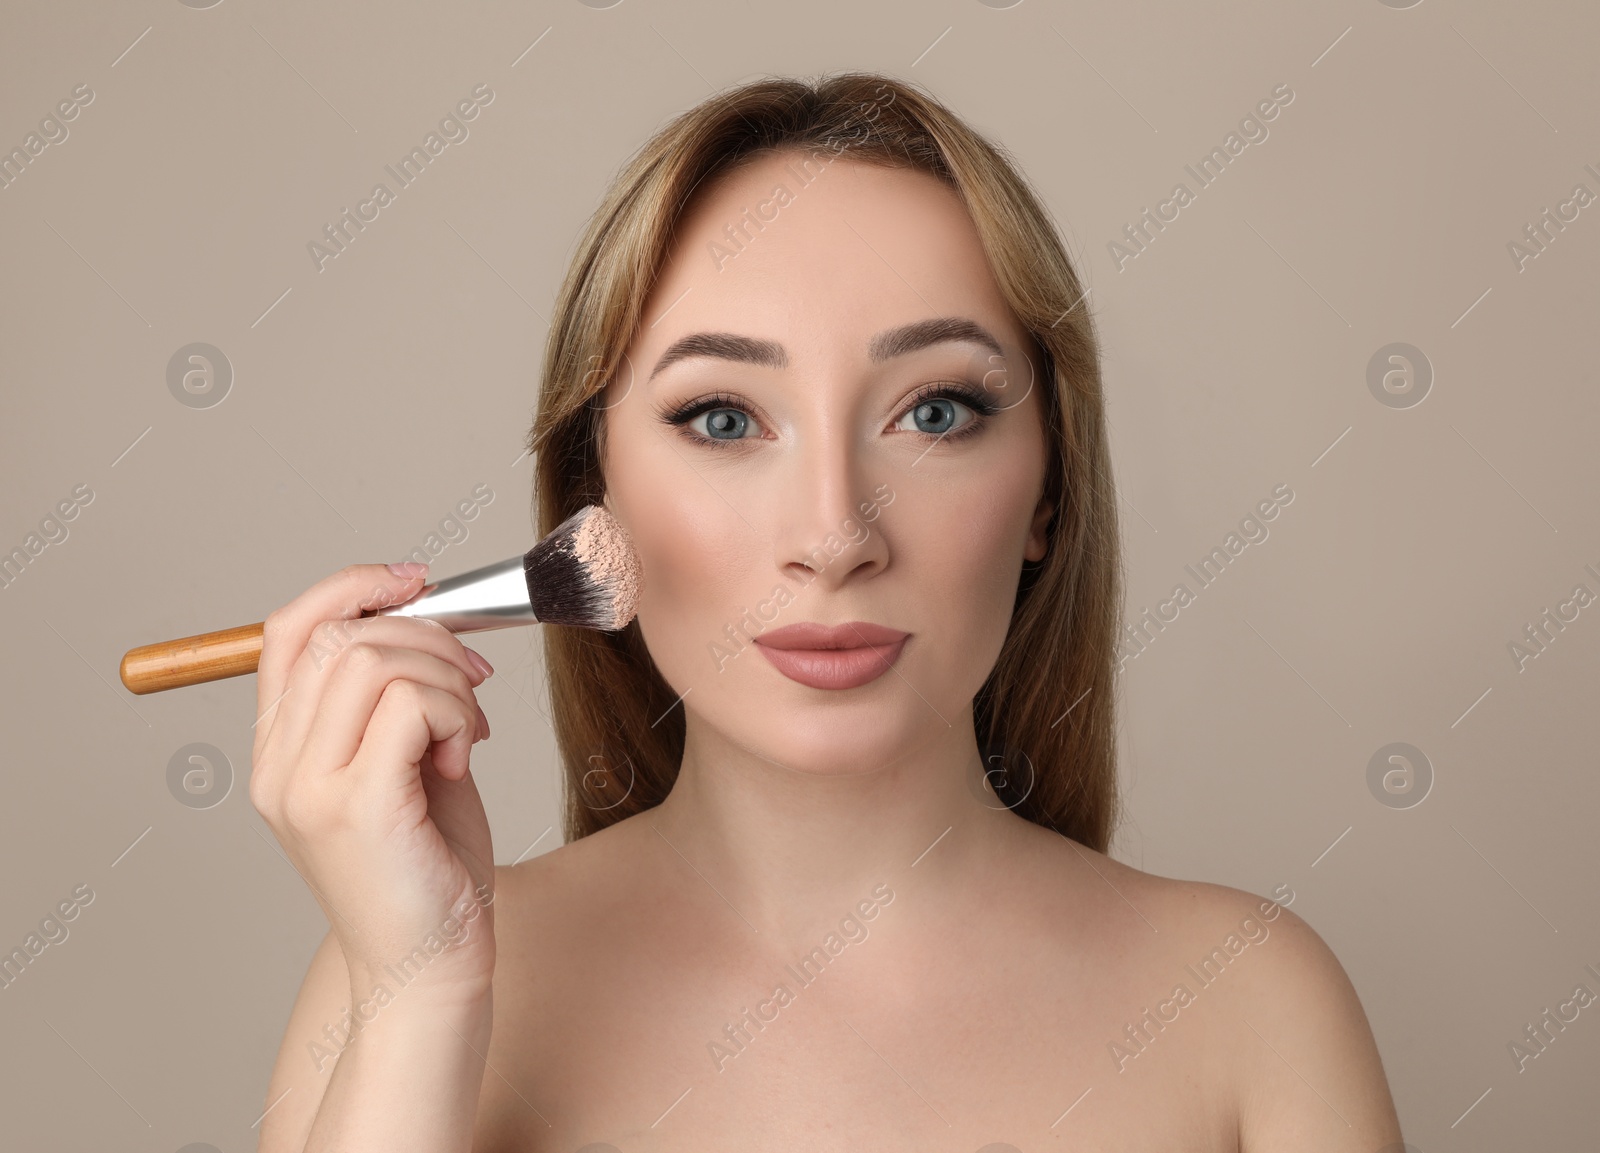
[752,621,909,690]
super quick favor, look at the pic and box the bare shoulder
[1072,845,1404,1150]
[474,821,651,1152]
[486,811,655,989]
[1007,820,1295,938]
[1013,828,1403,1147]
[1215,892,1405,1149]
[490,811,645,927]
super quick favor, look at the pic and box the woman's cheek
[895,480,1031,675]
[631,497,755,671]
[900,467,1030,587]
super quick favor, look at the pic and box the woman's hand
[249,562,498,1000]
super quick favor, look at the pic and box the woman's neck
[649,708,1021,947]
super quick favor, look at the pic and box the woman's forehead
[634,155,1026,369]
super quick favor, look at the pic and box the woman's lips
[752,621,909,690]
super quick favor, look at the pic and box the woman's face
[600,148,1053,778]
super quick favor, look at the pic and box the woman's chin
[717,719,945,780]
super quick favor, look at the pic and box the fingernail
[476,704,492,740]
[465,648,495,678]
[387,562,429,579]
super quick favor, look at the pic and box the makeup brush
[118,504,642,695]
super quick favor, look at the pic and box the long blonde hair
[526,71,1124,852]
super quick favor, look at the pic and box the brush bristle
[523,505,642,630]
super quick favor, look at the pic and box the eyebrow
[647,316,1005,381]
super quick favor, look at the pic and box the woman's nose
[773,439,889,588]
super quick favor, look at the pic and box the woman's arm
[257,928,493,1153]
[1235,905,1404,1149]
[247,562,501,1153]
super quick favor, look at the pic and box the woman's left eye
[894,393,981,438]
[686,406,762,441]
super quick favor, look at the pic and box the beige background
[2,0,1597,1148]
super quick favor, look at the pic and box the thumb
[363,562,432,613]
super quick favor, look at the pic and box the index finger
[256,563,429,726]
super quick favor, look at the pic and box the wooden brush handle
[120,622,267,694]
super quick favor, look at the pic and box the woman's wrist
[344,957,496,1016]
[305,987,494,1153]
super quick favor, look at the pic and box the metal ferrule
[374,554,535,633]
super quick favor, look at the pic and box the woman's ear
[1024,495,1054,563]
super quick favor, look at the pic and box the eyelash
[657,382,999,449]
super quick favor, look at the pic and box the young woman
[251,72,1404,1151]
